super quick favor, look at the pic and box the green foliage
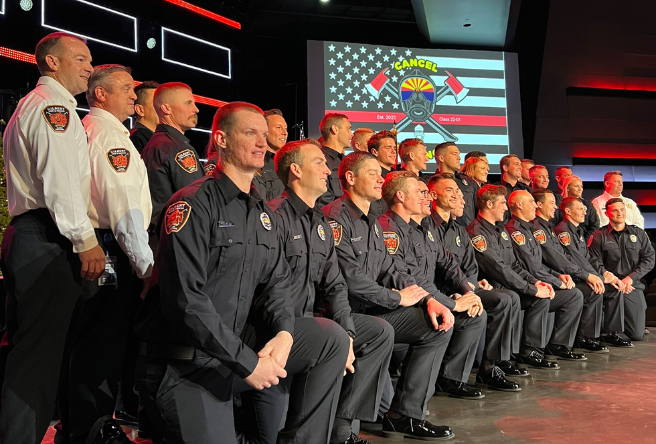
[0,134,10,249]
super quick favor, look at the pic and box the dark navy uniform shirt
[254,151,284,202]
[554,218,605,276]
[317,146,344,207]
[531,216,591,281]
[453,171,478,228]
[129,122,154,154]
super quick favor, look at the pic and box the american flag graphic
[322,41,512,165]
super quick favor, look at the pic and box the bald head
[509,190,537,221]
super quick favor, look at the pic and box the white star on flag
[383,55,389,62]
[330,100,337,107]
[353,80,360,87]
[362,101,368,108]
[353,94,361,100]
[375,47,382,54]
[360,74,367,80]
[375,61,382,68]
[346,100,353,107]
[344,45,351,52]
[368,68,374,74]
[330,86,337,93]
[338,79,344,86]
[345,74,352,80]
[392,103,399,109]
[329,59,335,65]
[337,52,343,59]
[360,60,367,67]
[337,66,344,73]
[328,44,335,51]
[391,75,398,82]
[345,86,353,93]
[360,46,367,53]
[329,72,336,79]
[367,54,374,61]
[390,48,397,55]
[338,93,345,100]
[377,102,383,109]
[345,60,352,66]
[353,67,360,74]
[405,49,412,56]
[384,95,391,102]
[352,53,359,60]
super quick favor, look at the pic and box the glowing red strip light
[161,0,241,29]
[133,81,226,108]
[0,46,37,64]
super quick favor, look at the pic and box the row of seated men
[1,32,653,444]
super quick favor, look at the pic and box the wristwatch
[347,330,356,340]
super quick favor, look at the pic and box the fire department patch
[317,224,326,241]
[383,232,400,255]
[511,231,526,246]
[106,148,130,173]
[329,221,342,246]
[260,212,272,231]
[175,149,199,173]
[533,230,547,245]
[42,105,70,132]
[204,162,216,176]
[165,201,191,234]
[471,235,487,252]
[427,231,435,242]
[501,231,509,241]
[558,232,571,246]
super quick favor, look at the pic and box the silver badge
[462,179,468,186]
[260,212,272,230]
[317,225,326,241]
[630,234,637,243]
[456,235,461,247]
[427,231,435,242]
[501,231,509,240]
[374,224,380,237]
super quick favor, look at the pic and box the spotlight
[146,38,157,49]
[20,0,33,11]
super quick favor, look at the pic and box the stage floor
[43,327,656,443]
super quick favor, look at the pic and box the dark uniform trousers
[541,289,583,348]
[622,282,647,341]
[376,306,453,419]
[476,289,521,365]
[54,229,138,444]
[138,317,349,444]
[573,282,603,341]
[242,314,393,444]
[0,210,87,444]
[439,311,487,382]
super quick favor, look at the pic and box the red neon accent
[574,80,656,92]
[162,0,241,29]
[0,46,37,64]
[573,144,656,159]
[134,81,226,108]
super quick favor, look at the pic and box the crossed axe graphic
[365,68,470,142]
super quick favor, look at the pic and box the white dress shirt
[591,191,645,229]
[83,107,154,278]
[3,76,97,253]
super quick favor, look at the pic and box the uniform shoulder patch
[106,148,130,173]
[383,231,400,255]
[175,149,199,173]
[471,234,487,252]
[329,221,343,246]
[511,231,526,246]
[204,162,216,176]
[42,105,70,132]
[533,229,546,245]
[165,201,192,234]
[558,231,571,246]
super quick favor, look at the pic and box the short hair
[399,138,425,163]
[461,157,484,178]
[533,188,554,204]
[528,164,547,179]
[605,197,625,210]
[499,154,519,171]
[555,166,572,178]
[604,170,623,182]
[319,113,348,139]
[464,150,486,161]
[208,102,264,159]
[521,159,535,167]
[367,130,396,154]
[35,32,86,74]
[153,82,193,111]
[382,171,417,207]
[274,138,321,186]
[338,151,377,189]
[264,109,283,120]
[477,184,507,211]
[560,196,581,213]
[427,172,455,191]
[86,64,132,106]
[134,81,160,107]
[351,128,374,149]
[434,142,457,159]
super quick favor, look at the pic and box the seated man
[587,198,655,341]
[426,173,524,391]
[134,103,349,444]
[554,197,631,347]
[467,185,571,370]
[592,171,645,229]
[323,152,455,441]
[378,172,487,400]
[505,191,586,361]
[531,190,610,353]
[265,139,394,444]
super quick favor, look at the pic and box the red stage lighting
[0,46,37,64]
[133,81,226,108]
[161,0,241,29]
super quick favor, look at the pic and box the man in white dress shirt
[591,171,644,229]
[55,64,153,444]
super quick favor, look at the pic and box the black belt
[139,343,210,360]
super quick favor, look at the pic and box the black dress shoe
[86,416,134,444]
[476,367,521,392]
[382,415,454,440]
[515,350,560,369]
[573,338,609,353]
[599,333,634,348]
[544,344,587,361]
[114,411,138,426]
[434,377,485,400]
[498,360,530,377]
[341,432,371,444]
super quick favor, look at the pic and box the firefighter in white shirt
[591,171,644,229]
[54,64,153,444]
[0,33,107,444]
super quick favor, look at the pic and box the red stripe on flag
[331,111,407,123]
[329,111,507,127]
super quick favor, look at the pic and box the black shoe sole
[573,347,609,354]
[382,430,455,440]
[499,369,532,377]
[544,354,588,361]
[515,361,560,370]
[86,416,117,444]
[433,391,485,400]
[599,341,635,348]
[475,382,521,392]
